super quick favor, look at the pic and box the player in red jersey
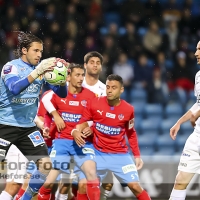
[72,74,151,200]
[41,63,100,200]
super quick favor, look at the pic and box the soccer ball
[44,61,67,85]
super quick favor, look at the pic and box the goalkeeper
[0,31,68,200]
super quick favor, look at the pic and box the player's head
[195,41,200,64]
[67,63,85,88]
[84,51,103,76]
[13,31,43,66]
[106,74,124,101]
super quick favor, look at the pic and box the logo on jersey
[82,148,95,155]
[20,67,26,71]
[28,131,45,147]
[0,149,6,157]
[97,110,103,115]
[11,97,37,104]
[0,138,10,146]
[106,112,116,119]
[20,84,40,94]
[62,112,81,122]
[69,101,79,106]
[81,100,87,107]
[96,122,121,135]
[3,65,12,74]
[128,118,134,129]
[118,114,124,120]
[61,99,67,104]
[122,164,137,174]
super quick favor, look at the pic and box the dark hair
[68,63,85,74]
[13,31,43,58]
[107,74,123,86]
[84,51,103,65]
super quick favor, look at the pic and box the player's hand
[56,58,70,68]
[82,127,93,137]
[135,157,143,170]
[36,57,57,75]
[43,127,51,138]
[190,114,197,127]
[170,123,180,140]
[72,130,86,147]
[54,115,65,132]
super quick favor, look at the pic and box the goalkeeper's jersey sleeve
[0,58,44,127]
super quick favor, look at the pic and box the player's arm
[170,103,199,140]
[3,58,56,95]
[71,100,93,147]
[42,92,65,132]
[190,109,200,127]
[126,109,143,170]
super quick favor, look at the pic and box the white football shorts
[6,145,28,183]
[178,131,200,174]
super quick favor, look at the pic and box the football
[44,61,67,85]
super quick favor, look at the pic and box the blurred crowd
[0,0,200,105]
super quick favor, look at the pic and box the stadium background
[1,0,200,199]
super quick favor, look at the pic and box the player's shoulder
[41,90,54,100]
[121,99,134,111]
[97,80,106,89]
[82,87,96,96]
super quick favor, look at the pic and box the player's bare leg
[100,171,114,200]
[4,181,22,197]
[38,168,60,200]
[81,160,100,200]
[127,182,151,200]
[169,171,194,200]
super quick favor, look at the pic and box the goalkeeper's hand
[30,57,56,79]
[56,58,70,68]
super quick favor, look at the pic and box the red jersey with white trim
[79,96,140,156]
[49,87,96,139]
[37,91,56,147]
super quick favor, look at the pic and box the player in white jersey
[169,41,200,200]
[82,51,106,97]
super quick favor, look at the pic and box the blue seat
[154,146,175,156]
[160,119,175,134]
[176,133,189,149]
[134,115,142,132]
[189,90,196,101]
[140,118,161,134]
[140,146,155,156]
[156,134,175,148]
[131,102,145,117]
[180,121,194,134]
[130,88,147,103]
[138,133,157,148]
[104,12,121,26]
[144,104,163,118]
[185,100,196,111]
[165,103,183,118]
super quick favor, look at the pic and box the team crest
[20,67,26,71]
[118,114,124,120]
[81,100,87,107]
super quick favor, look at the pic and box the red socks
[38,185,52,200]
[77,192,88,200]
[15,188,25,200]
[86,179,100,200]
[136,190,151,200]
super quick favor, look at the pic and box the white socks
[100,187,110,200]
[0,191,13,200]
[169,189,186,200]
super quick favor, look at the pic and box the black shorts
[0,124,48,162]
